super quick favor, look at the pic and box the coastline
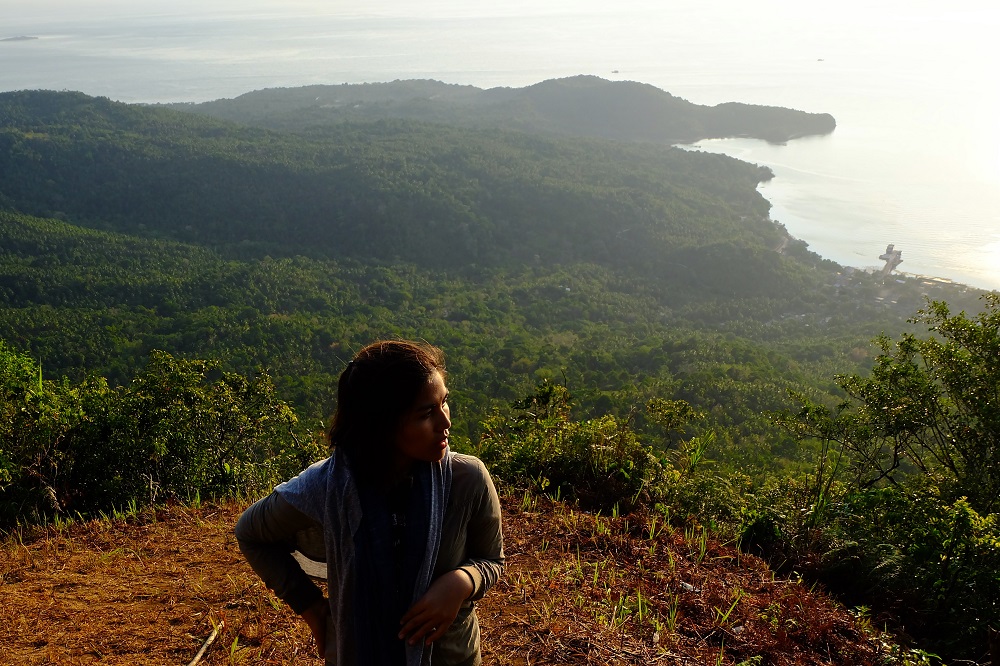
[678,138,999,293]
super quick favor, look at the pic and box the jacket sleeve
[234,491,325,614]
[457,460,505,601]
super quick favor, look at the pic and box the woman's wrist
[300,597,329,658]
[301,597,327,616]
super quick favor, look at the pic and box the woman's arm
[234,491,325,615]
[398,569,474,646]
[457,458,505,600]
[399,456,505,646]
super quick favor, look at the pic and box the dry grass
[1,491,899,665]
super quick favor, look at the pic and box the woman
[235,340,504,665]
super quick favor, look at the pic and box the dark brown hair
[328,340,446,482]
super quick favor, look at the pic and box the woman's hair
[328,340,446,482]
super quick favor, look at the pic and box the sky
[2,0,990,30]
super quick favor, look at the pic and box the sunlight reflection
[979,237,1000,291]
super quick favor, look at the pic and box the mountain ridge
[1,88,807,299]
[164,75,836,144]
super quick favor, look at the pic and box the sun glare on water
[979,237,1000,290]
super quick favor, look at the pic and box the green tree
[791,295,1000,513]
[779,295,1000,660]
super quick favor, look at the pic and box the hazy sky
[4,0,993,21]
[4,0,997,71]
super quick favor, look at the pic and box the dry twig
[186,624,220,666]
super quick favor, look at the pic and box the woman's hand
[300,597,329,658]
[399,569,474,646]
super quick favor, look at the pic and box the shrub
[827,486,1000,658]
[0,342,321,525]
[0,340,86,521]
[475,382,667,511]
[475,381,747,523]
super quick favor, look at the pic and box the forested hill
[3,87,998,662]
[2,86,980,420]
[165,75,837,144]
[1,89,815,298]
[1,87,870,413]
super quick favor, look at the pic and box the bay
[2,0,997,289]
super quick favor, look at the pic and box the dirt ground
[1,494,895,665]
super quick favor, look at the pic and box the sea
[2,0,998,290]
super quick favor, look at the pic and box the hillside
[0,87,984,470]
[166,75,837,144]
[1,89,787,277]
[2,85,996,663]
[0,494,898,665]
[0,88,878,431]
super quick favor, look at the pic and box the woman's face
[394,370,451,468]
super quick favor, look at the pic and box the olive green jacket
[235,453,504,665]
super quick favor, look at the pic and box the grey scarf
[276,448,454,665]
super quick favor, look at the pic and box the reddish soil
[1,493,895,665]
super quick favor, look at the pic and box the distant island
[1,35,38,42]
[167,75,836,145]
